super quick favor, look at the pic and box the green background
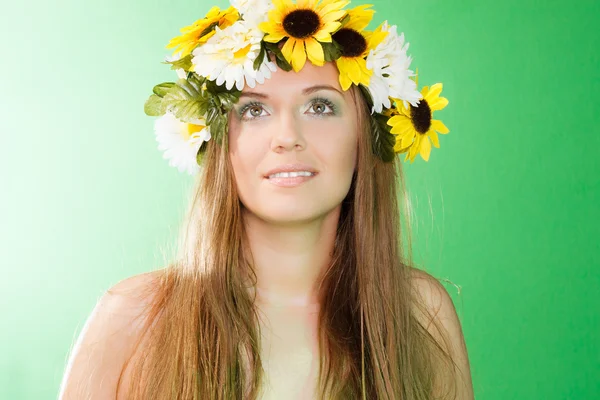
[1,0,598,398]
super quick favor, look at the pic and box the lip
[263,163,319,178]
[266,174,317,187]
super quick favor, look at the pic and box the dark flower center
[283,9,321,38]
[332,28,367,57]
[410,99,432,134]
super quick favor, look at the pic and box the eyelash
[237,97,337,121]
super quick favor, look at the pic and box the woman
[60,1,474,399]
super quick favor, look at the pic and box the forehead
[242,61,345,98]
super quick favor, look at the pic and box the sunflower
[166,6,240,59]
[332,5,388,91]
[387,83,449,163]
[259,0,349,72]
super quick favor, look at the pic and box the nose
[270,109,306,153]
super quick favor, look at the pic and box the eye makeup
[306,97,337,116]
[236,101,266,121]
[235,96,340,121]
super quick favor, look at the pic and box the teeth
[268,171,314,179]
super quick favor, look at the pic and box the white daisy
[365,22,422,113]
[154,111,210,175]
[191,20,277,91]
[230,0,273,24]
[164,51,188,79]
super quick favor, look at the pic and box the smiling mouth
[265,173,318,187]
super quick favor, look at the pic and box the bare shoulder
[59,270,162,400]
[106,269,162,307]
[409,267,475,399]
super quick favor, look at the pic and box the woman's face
[228,61,359,224]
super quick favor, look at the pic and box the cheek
[318,121,358,170]
[314,122,358,195]
[229,131,266,205]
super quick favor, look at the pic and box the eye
[239,102,269,120]
[306,98,336,116]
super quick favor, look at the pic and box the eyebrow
[239,84,343,99]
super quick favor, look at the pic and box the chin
[259,205,323,224]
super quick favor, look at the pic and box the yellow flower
[166,6,240,59]
[387,83,449,163]
[259,0,349,72]
[333,5,388,90]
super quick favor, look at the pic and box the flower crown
[144,0,449,175]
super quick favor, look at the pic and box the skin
[59,52,473,400]
[228,60,359,310]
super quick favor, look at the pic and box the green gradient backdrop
[1,0,598,398]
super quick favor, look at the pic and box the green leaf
[190,72,207,87]
[153,72,240,149]
[221,119,230,151]
[265,42,292,71]
[212,116,225,145]
[206,107,219,125]
[322,41,342,62]
[198,102,209,116]
[275,55,292,71]
[204,81,241,113]
[370,113,396,162]
[213,95,222,108]
[334,14,350,33]
[153,82,176,97]
[198,21,219,40]
[144,94,164,116]
[357,84,374,110]
[205,79,227,95]
[263,42,279,52]
[160,77,209,123]
[253,42,267,71]
[219,92,238,109]
[196,143,208,166]
[161,54,194,71]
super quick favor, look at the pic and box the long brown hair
[117,85,461,399]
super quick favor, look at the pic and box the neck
[242,205,341,309]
